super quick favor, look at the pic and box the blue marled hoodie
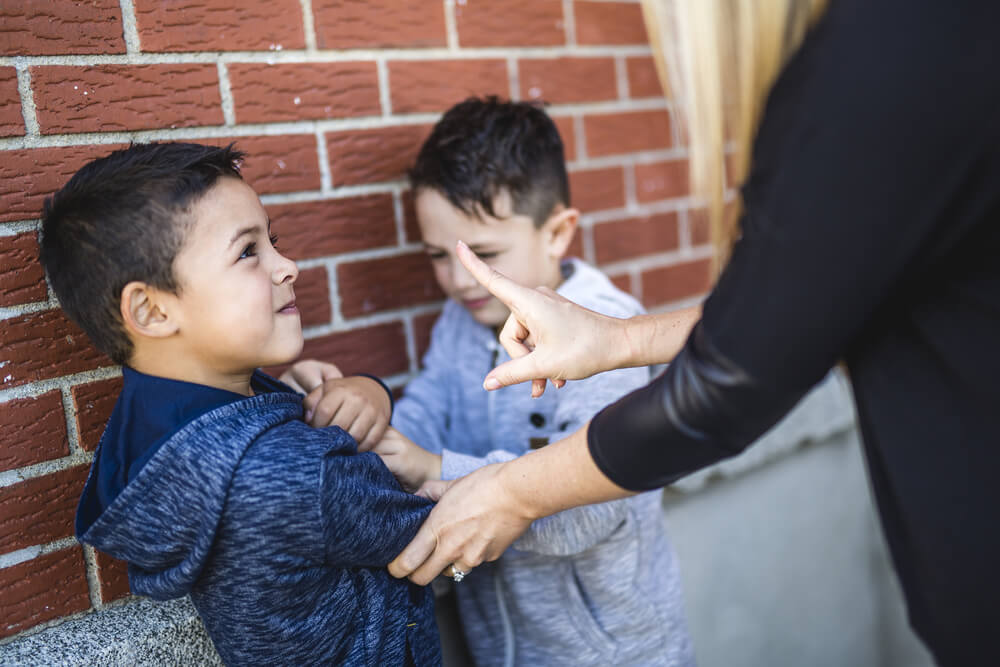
[77,386,441,666]
[393,259,695,666]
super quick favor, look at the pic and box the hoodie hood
[78,392,302,600]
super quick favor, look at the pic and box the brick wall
[0,0,712,642]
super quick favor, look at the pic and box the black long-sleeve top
[588,1,1000,664]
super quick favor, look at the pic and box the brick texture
[575,1,648,45]
[389,60,510,114]
[337,253,444,318]
[0,232,47,307]
[326,124,430,186]
[215,135,322,195]
[295,266,333,328]
[627,56,665,98]
[569,167,626,213]
[593,212,680,265]
[520,58,617,105]
[32,65,222,135]
[0,144,126,223]
[0,67,24,137]
[133,0,304,53]
[95,549,130,603]
[455,0,565,47]
[641,258,713,306]
[553,116,577,162]
[296,322,410,378]
[609,272,634,296]
[635,159,689,203]
[268,195,398,260]
[0,391,69,472]
[72,377,123,452]
[0,309,112,390]
[0,0,125,56]
[413,310,441,363]
[0,547,90,640]
[229,62,380,124]
[584,110,672,157]
[0,465,89,555]
[313,0,447,49]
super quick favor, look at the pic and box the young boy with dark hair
[40,142,441,666]
[291,98,695,666]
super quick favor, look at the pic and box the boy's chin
[263,335,305,368]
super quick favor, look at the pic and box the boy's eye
[426,252,447,261]
[269,233,279,248]
[239,242,257,260]
[476,251,499,260]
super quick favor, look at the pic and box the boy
[40,142,441,666]
[293,98,695,666]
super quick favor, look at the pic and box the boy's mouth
[278,299,298,314]
[462,296,491,310]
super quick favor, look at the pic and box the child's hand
[280,359,343,394]
[372,427,442,493]
[303,376,391,450]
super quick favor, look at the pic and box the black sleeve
[588,0,998,490]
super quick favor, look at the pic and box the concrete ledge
[0,597,220,666]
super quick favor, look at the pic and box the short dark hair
[40,142,245,366]
[409,96,570,226]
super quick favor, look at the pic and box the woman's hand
[456,241,633,397]
[388,461,537,585]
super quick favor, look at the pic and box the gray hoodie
[393,258,694,666]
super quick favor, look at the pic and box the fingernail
[484,378,500,391]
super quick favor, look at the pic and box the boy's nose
[450,257,476,289]
[273,252,299,284]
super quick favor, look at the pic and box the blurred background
[0,1,934,664]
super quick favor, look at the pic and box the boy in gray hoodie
[293,98,694,666]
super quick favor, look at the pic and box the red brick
[295,266,332,328]
[0,232,47,307]
[455,0,564,47]
[689,208,711,246]
[0,547,90,639]
[635,159,689,203]
[520,57,617,105]
[313,0,446,49]
[0,309,112,390]
[229,62,380,124]
[575,1,648,45]
[32,65,222,135]
[402,190,421,243]
[337,253,444,318]
[0,0,124,56]
[389,60,509,114]
[0,67,23,137]
[268,195,397,260]
[627,56,665,98]
[641,258,713,307]
[412,310,441,363]
[553,116,577,162]
[0,465,89,555]
[269,321,410,379]
[326,124,431,186]
[0,391,68,472]
[569,166,625,212]
[593,212,680,265]
[0,144,126,224]
[584,110,671,157]
[71,377,123,452]
[609,272,634,296]
[133,0,304,53]
[95,549,130,603]
[203,135,321,195]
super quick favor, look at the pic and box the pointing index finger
[456,240,534,312]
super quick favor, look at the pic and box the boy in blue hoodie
[289,98,695,666]
[39,142,441,666]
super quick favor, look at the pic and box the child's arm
[281,360,392,450]
[316,426,434,568]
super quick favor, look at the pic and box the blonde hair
[641,0,829,267]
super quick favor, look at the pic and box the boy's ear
[544,207,580,259]
[120,281,178,339]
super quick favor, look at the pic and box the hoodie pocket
[562,562,618,659]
